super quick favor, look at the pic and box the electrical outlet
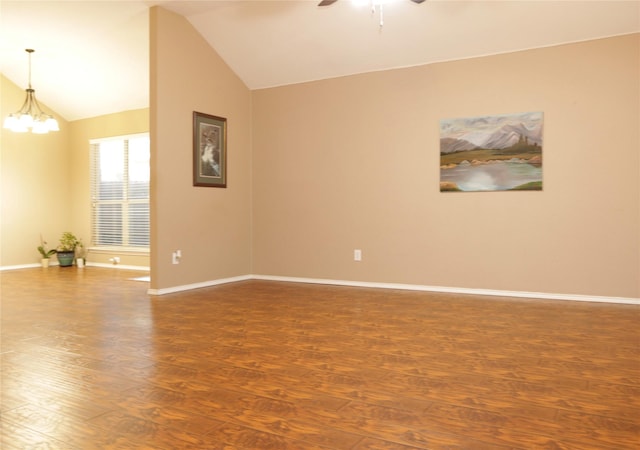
[354,249,362,261]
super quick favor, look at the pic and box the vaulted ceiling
[1,0,638,121]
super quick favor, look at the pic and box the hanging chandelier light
[3,49,59,134]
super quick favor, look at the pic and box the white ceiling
[1,0,638,122]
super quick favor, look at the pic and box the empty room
[1,1,639,448]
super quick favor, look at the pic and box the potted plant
[57,231,82,267]
[37,236,57,268]
[75,241,86,268]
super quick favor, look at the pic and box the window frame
[89,133,150,252]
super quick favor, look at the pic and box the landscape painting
[440,111,543,192]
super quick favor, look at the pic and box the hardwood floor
[1,267,638,449]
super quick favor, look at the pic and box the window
[90,134,150,249]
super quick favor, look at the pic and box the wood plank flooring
[1,267,639,449]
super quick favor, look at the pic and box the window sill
[89,247,150,256]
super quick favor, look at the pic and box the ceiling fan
[319,0,426,5]
[318,0,426,27]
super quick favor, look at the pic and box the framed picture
[439,111,543,192]
[193,111,227,187]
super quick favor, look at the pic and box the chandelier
[3,49,59,134]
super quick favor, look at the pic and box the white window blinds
[90,134,150,249]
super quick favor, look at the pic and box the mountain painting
[440,112,543,192]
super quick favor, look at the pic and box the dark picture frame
[193,111,227,187]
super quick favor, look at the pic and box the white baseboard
[0,263,43,271]
[0,262,149,271]
[3,264,637,305]
[250,275,640,305]
[147,275,252,296]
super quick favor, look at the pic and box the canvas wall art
[440,112,543,192]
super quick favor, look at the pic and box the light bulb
[45,116,59,131]
[32,120,49,134]
[11,121,28,132]
[3,114,18,129]
[19,113,34,128]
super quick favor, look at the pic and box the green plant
[58,232,82,252]
[37,236,57,258]
[75,241,86,259]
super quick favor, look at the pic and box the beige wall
[0,75,69,266]
[69,109,149,267]
[3,18,638,300]
[252,34,640,298]
[150,7,252,290]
